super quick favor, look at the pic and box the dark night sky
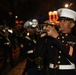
[0,0,76,24]
[14,0,76,19]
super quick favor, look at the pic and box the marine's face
[26,28,36,36]
[59,19,74,33]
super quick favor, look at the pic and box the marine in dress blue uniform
[21,33,37,75]
[22,19,40,75]
[35,8,76,75]
[45,8,76,75]
[2,27,14,68]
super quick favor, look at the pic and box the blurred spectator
[2,26,14,68]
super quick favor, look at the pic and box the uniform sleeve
[34,36,47,57]
[53,35,76,63]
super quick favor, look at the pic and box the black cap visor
[58,17,74,21]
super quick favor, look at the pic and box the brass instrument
[23,19,59,34]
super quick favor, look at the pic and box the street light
[64,3,73,8]
[64,4,69,8]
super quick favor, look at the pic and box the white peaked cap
[57,8,76,21]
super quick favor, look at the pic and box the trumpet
[23,19,59,34]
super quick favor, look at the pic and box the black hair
[58,17,74,21]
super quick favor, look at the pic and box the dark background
[0,0,76,26]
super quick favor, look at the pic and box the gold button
[62,40,64,42]
[51,46,53,48]
[58,56,61,58]
[54,65,59,69]
[62,36,64,39]
[58,61,60,64]
[59,51,62,53]
[66,44,68,46]
[65,34,68,36]
[58,37,60,39]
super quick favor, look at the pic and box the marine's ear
[70,21,75,28]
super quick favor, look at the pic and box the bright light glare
[65,4,69,8]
